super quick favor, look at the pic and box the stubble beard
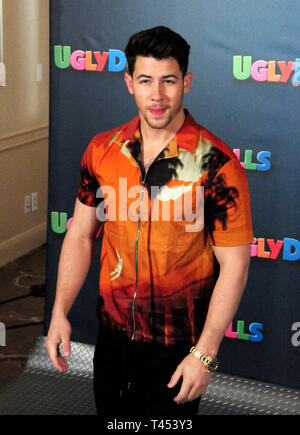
[143,100,184,130]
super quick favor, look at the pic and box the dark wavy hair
[125,26,190,77]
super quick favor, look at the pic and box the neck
[140,109,185,149]
[138,109,186,173]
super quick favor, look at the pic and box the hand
[167,353,211,404]
[45,314,72,373]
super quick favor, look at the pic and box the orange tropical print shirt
[78,111,253,345]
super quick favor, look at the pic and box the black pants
[93,324,200,416]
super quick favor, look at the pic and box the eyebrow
[136,74,179,80]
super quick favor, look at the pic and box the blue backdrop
[46,0,300,390]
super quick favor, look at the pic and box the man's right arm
[45,199,101,372]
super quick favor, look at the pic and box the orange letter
[257,238,270,258]
[268,61,281,82]
[85,51,97,71]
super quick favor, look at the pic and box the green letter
[54,45,71,69]
[233,56,252,80]
[244,150,257,170]
[51,212,68,233]
[237,320,250,340]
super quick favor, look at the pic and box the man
[46,26,253,416]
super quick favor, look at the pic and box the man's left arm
[167,243,251,404]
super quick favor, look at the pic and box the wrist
[195,336,220,359]
[52,303,69,319]
[189,346,220,373]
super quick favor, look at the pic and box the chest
[95,145,206,229]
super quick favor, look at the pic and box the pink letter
[66,217,73,230]
[233,149,245,168]
[251,60,268,82]
[225,322,238,339]
[251,238,257,257]
[70,50,86,70]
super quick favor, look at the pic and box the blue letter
[256,151,271,171]
[283,238,300,261]
[294,59,300,83]
[108,49,126,72]
[249,323,263,342]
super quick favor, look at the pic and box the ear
[183,72,193,94]
[124,72,134,95]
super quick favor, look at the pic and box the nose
[151,81,165,102]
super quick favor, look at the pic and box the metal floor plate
[0,336,299,415]
[0,336,96,415]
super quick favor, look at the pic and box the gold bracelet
[190,346,219,373]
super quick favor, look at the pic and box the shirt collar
[122,109,199,155]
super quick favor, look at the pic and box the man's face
[125,56,193,130]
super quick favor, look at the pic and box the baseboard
[0,222,47,267]
[0,125,49,152]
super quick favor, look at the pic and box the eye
[163,79,176,85]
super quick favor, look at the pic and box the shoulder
[90,118,134,149]
[198,125,236,161]
[195,124,244,182]
[81,117,137,168]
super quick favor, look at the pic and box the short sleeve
[207,157,253,246]
[77,141,100,207]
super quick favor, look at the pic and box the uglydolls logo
[54,45,127,72]
[226,320,263,342]
[233,149,271,171]
[251,237,300,261]
[233,56,300,86]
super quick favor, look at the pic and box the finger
[187,376,210,401]
[167,366,182,389]
[56,342,69,371]
[61,336,71,358]
[57,353,69,372]
[173,379,192,404]
[186,384,202,402]
[46,341,62,371]
[46,340,68,372]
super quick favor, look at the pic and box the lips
[149,107,167,116]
